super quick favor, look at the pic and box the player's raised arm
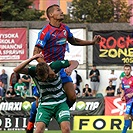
[33,46,45,62]
[64,60,79,76]
[13,54,44,74]
[68,35,101,46]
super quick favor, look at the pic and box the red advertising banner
[0,28,27,61]
[105,96,126,116]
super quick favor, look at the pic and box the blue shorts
[60,69,73,84]
[125,102,133,115]
[29,101,37,122]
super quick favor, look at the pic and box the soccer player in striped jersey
[14,53,79,133]
[121,64,133,133]
[33,4,101,108]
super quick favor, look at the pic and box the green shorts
[36,102,70,126]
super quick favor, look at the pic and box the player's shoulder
[41,24,51,33]
[61,23,70,29]
[130,75,133,79]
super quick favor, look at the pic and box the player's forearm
[69,60,79,70]
[33,46,44,62]
[14,57,33,73]
[71,38,95,46]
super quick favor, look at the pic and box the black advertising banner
[0,97,35,116]
[70,97,104,115]
[0,97,104,117]
[0,116,73,131]
[93,31,133,65]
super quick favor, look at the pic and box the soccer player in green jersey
[13,54,79,133]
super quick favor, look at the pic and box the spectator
[14,78,26,97]
[21,85,30,98]
[89,65,100,97]
[108,69,117,91]
[119,71,125,81]
[21,74,31,89]
[75,70,82,90]
[105,80,115,96]
[82,84,92,97]
[10,72,20,89]
[75,87,81,97]
[116,83,122,97]
[0,81,4,100]
[6,86,16,98]
[70,70,77,90]
[0,69,8,95]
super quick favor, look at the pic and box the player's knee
[34,122,45,133]
[35,127,43,133]
[62,125,70,133]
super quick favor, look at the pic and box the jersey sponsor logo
[56,38,66,45]
[40,83,62,93]
[59,110,70,118]
[124,85,130,89]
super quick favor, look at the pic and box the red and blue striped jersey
[122,76,133,103]
[35,23,73,63]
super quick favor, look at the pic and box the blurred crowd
[0,69,32,100]
[0,66,123,101]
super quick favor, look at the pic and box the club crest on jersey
[129,81,132,84]
[63,30,67,36]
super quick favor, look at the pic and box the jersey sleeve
[65,25,73,38]
[121,79,124,90]
[35,26,50,49]
[49,60,70,73]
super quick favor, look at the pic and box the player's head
[36,62,49,81]
[123,64,132,77]
[46,4,64,21]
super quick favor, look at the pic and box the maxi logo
[111,97,126,115]
[0,102,22,111]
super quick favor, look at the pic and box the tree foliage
[1,0,46,21]
[63,0,133,23]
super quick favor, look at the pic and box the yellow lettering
[99,49,108,57]
[108,49,117,58]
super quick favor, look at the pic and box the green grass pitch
[0,131,133,133]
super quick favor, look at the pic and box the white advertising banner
[64,29,84,64]
[29,29,84,64]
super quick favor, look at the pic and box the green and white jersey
[28,60,70,105]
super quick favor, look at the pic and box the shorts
[90,82,99,91]
[60,68,73,84]
[125,102,133,115]
[36,102,70,126]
